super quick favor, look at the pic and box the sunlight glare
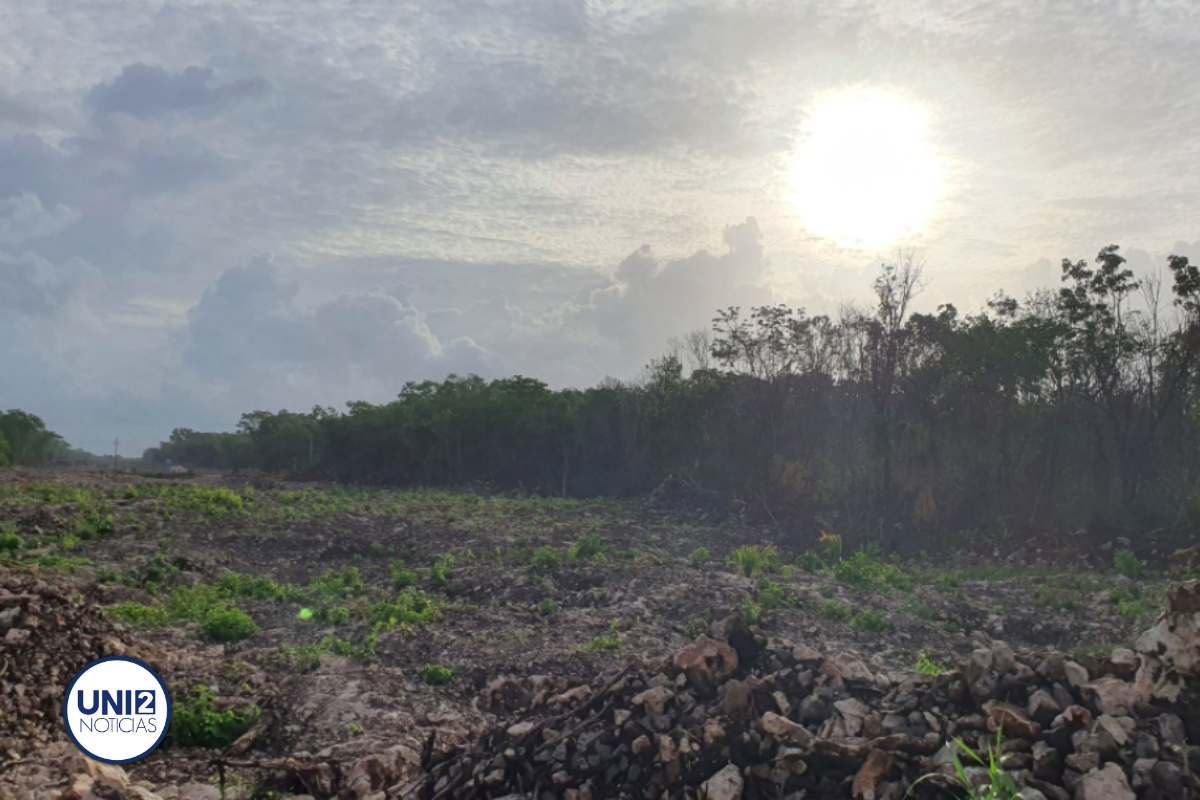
[788,88,942,249]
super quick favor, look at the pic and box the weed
[418,664,454,686]
[689,547,710,566]
[529,546,562,578]
[537,597,558,616]
[202,608,258,643]
[0,528,21,551]
[903,601,936,621]
[815,600,852,623]
[568,535,614,562]
[832,549,913,592]
[757,579,797,612]
[429,555,454,587]
[909,730,1019,800]
[795,551,824,572]
[1114,549,1144,580]
[850,609,888,632]
[818,531,843,563]
[168,686,259,749]
[346,722,365,735]
[728,545,781,578]
[391,564,419,589]
[369,588,438,626]
[581,621,623,652]
[916,650,948,676]
[369,543,395,559]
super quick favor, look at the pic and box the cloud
[85,64,270,120]
[0,194,79,244]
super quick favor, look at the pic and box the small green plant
[537,597,558,616]
[818,531,843,563]
[1114,549,1144,580]
[369,543,395,559]
[529,546,562,578]
[916,650,947,676]
[581,621,623,652]
[568,535,613,562]
[850,609,888,632]
[418,664,453,685]
[815,600,852,623]
[795,551,824,572]
[728,545,781,578]
[391,564,419,589]
[832,549,913,592]
[757,579,797,612]
[346,722,365,735]
[740,595,763,625]
[908,730,1019,800]
[168,686,259,748]
[0,529,22,552]
[202,608,258,643]
[429,555,455,587]
[689,547,711,566]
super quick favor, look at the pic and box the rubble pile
[0,576,157,758]
[411,584,1200,800]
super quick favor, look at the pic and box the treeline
[146,246,1200,541]
[0,410,72,466]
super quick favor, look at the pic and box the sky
[3,0,1200,455]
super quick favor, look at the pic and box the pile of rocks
[414,583,1200,800]
[0,576,156,759]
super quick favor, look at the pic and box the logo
[62,656,172,764]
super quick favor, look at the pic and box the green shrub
[202,608,258,643]
[916,650,947,675]
[429,555,454,587]
[418,664,454,686]
[391,564,419,589]
[850,609,888,632]
[369,543,395,559]
[832,549,912,592]
[728,545,781,578]
[816,600,852,622]
[795,551,824,572]
[529,546,562,578]
[215,573,293,602]
[581,622,623,652]
[369,588,437,626]
[568,535,614,562]
[168,686,259,748]
[537,597,558,616]
[689,547,711,566]
[757,579,797,612]
[1114,549,1144,580]
[0,528,22,552]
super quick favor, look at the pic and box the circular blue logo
[62,656,173,764]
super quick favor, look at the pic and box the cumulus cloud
[0,194,79,244]
[85,64,270,120]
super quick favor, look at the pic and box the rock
[1150,761,1184,800]
[673,636,738,693]
[829,653,875,685]
[64,754,129,798]
[985,701,1042,738]
[1065,660,1090,688]
[1110,649,1138,680]
[704,718,726,748]
[1029,689,1063,723]
[761,712,815,751]
[773,691,792,717]
[702,764,744,800]
[632,735,651,755]
[632,686,674,716]
[1136,581,1200,738]
[721,680,753,719]
[657,734,678,764]
[1084,678,1139,717]
[852,749,892,800]
[792,643,824,666]
[992,641,1016,674]
[1075,763,1135,800]
[798,693,831,723]
[177,785,222,800]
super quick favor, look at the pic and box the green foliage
[1114,549,1144,580]
[429,555,454,587]
[916,650,947,675]
[850,609,888,632]
[418,664,454,686]
[728,545,781,578]
[390,563,419,589]
[528,546,562,578]
[795,551,824,573]
[0,528,22,552]
[568,535,614,562]
[689,547,710,566]
[168,686,260,749]
[368,588,438,626]
[369,543,395,559]
[757,579,797,611]
[815,600,852,622]
[1032,584,1079,611]
[537,597,558,616]
[74,509,115,540]
[581,622,623,652]
[925,730,1020,800]
[202,608,258,642]
[832,549,913,592]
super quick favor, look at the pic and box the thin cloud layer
[1,0,1199,453]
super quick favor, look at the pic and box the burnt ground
[0,467,1186,797]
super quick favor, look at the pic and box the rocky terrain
[0,468,1197,800]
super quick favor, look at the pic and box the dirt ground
[0,467,1185,799]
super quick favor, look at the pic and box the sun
[788,88,942,249]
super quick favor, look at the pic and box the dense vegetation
[135,245,1200,541]
[0,410,72,467]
